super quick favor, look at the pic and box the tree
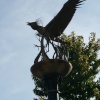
[33,32,100,100]
[34,96,46,100]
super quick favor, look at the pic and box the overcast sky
[0,0,100,100]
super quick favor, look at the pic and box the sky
[0,0,100,100]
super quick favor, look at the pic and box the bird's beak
[27,22,30,25]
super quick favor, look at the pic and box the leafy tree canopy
[33,32,100,100]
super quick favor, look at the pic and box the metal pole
[43,74,59,100]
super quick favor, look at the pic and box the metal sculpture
[34,35,49,64]
[29,0,86,100]
[29,0,86,77]
[27,0,86,40]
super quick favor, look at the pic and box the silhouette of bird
[27,0,86,40]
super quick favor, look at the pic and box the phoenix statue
[27,0,86,40]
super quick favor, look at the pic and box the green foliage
[33,32,100,100]
[34,96,47,100]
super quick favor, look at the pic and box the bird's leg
[50,41,59,59]
[46,38,50,53]
[34,34,50,63]
[34,50,41,64]
[45,33,51,53]
[41,35,49,60]
[34,42,42,63]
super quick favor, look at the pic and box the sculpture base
[31,59,72,79]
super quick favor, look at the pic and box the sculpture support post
[43,74,59,100]
[31,59,72,100]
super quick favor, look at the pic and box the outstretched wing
[45,0,86,38]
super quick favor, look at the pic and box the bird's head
[27,22,38,30]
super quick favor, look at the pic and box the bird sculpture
[28,0,86,62]
[27,0,86,40]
